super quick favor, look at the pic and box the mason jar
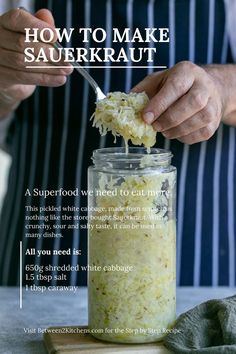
[88,147,176,343]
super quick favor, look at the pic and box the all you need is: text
[24,27,169,63]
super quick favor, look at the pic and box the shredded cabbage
[88,172,176,343]
[92,92,156,150]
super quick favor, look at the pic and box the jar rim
[92,147,173,164]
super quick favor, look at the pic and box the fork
[53,42,106,101]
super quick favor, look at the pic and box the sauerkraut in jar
[88,147,176,344]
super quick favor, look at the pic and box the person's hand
[132,61,225,144]
[0,8,73,118]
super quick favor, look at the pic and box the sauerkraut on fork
[91,92,156,150]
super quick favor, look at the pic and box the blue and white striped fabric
[0,0,235,286]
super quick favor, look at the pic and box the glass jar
[88,147,176,344]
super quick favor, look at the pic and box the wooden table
[0,287,235,354]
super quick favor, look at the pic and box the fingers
[152,83,209,132]
[0,66,67,87]
[0,10,73,75]
[177,122,218,144]
[162,115,207,140]
[34,9,55,26]
[0,47,73,75]
[160,98,219,142]
[0,84,36,102]
[0,9,73,91]
[161,105,211,139]
[0,8,57,40]
[142,62,196,124]
[131,71,166,98]
[0,27,73,77]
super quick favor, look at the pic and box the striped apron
[0,0,235,286]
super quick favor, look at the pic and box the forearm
[204,64,236,126]
[0,8,70,121]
